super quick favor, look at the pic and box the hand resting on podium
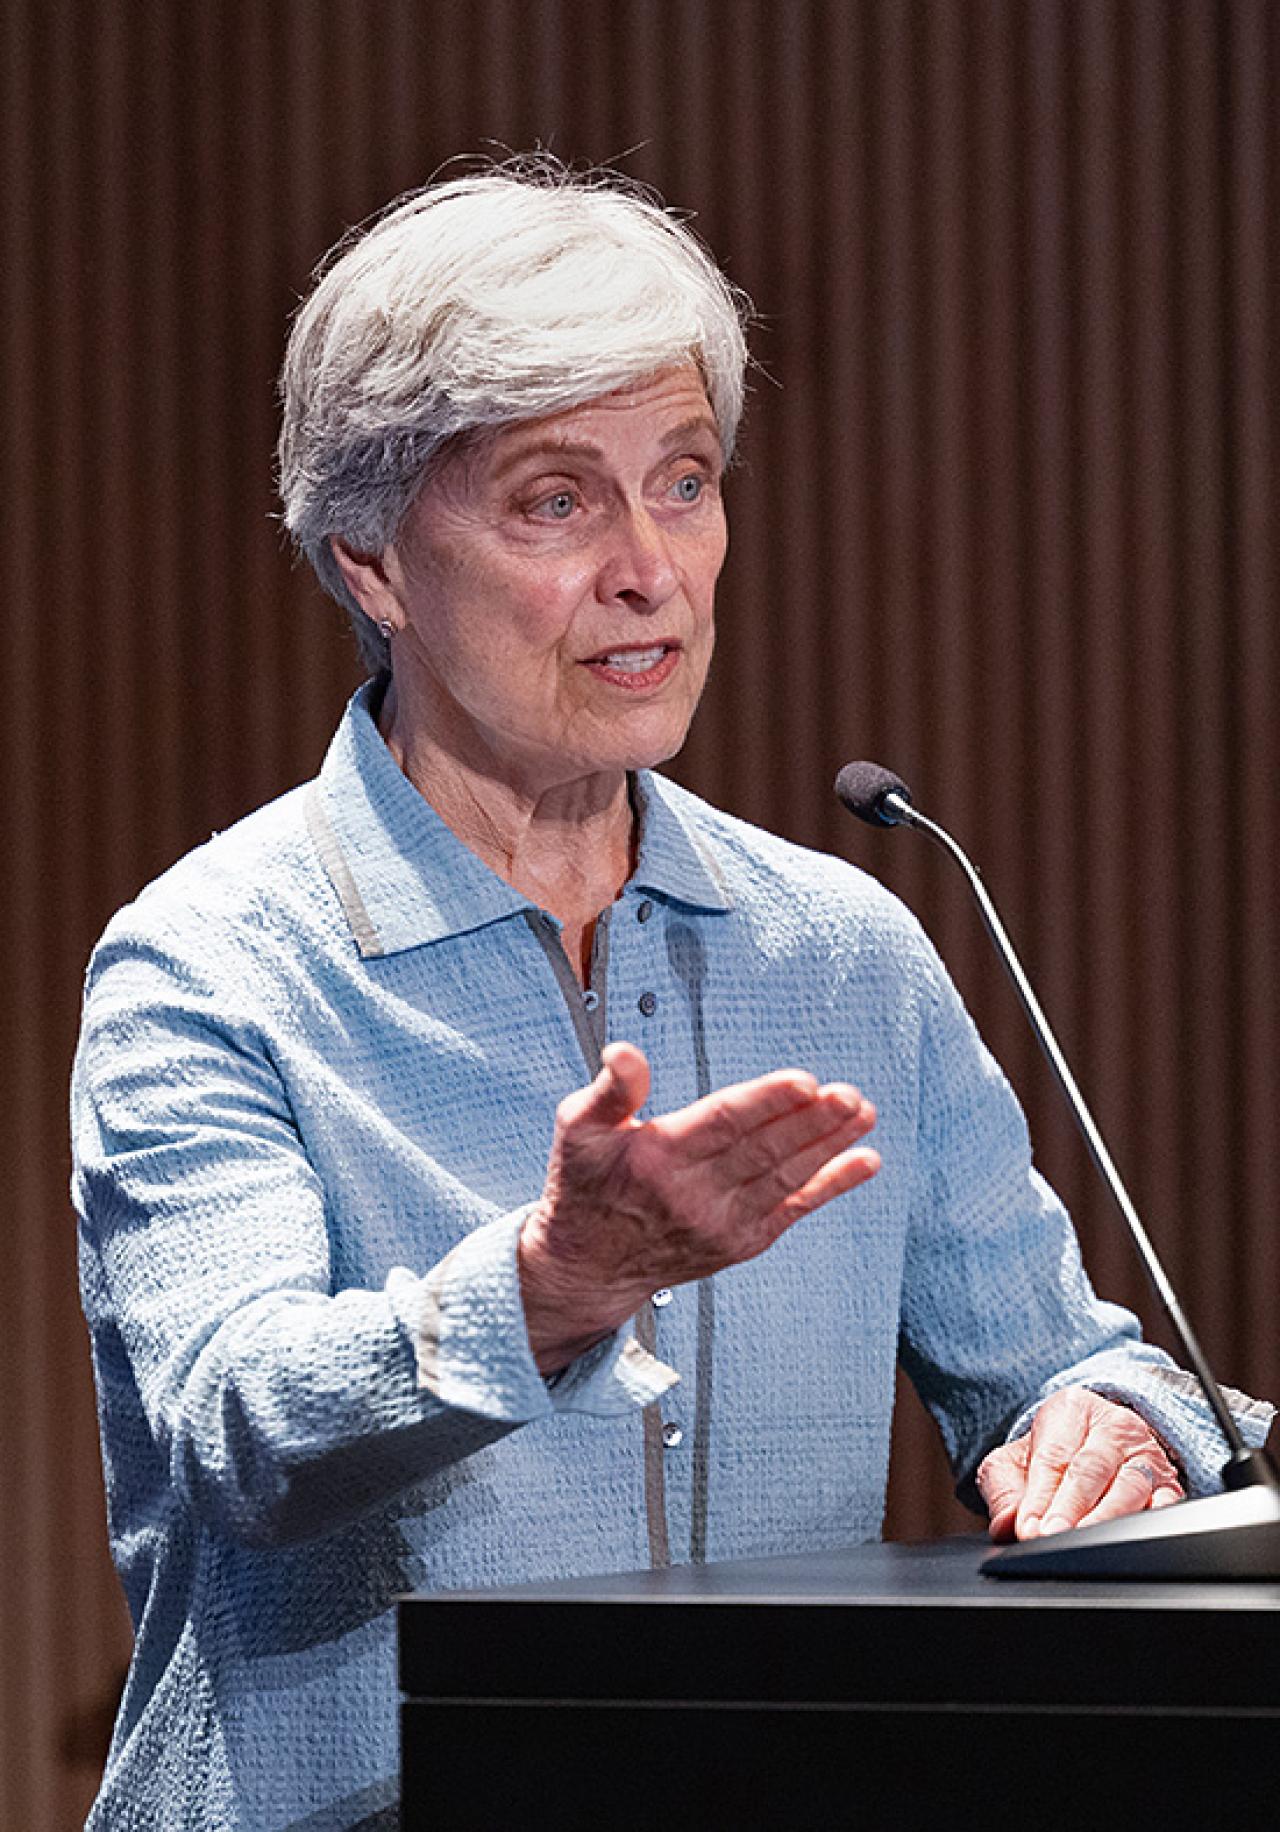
[977,1386,1185,1540]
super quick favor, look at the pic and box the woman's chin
[599,729,694,779]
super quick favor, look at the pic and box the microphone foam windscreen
[833,761,913,826]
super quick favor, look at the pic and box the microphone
[835,760,1280,1578]
[833,762,916,829]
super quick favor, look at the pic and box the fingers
[1021,1447,1115,1539]
[546,1058,879,1301]
[771,1142,882,1227]
[659,1068,831,1161]
[974,1439,1031,1542]
[571,1053,876,1186]
[1012,1390,1185,1539]
[663,1074,875,1188]
[976,1393,1186,1545]
[1011,1389,1092,1538]
[1073,1457,1185,1532]
[753,1119,881,1217]
[679,1080,879,1243]
[732,1086,876,1185]
[1031,1440,1182,1539]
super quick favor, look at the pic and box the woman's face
[379,365,728,797]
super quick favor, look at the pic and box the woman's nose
[596,505,679,610]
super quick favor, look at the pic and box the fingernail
[1020,1515,1041,1539]
[1039,1514,1069,1537]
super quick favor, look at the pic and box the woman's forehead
[486,367,718,469]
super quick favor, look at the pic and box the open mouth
[580,642,682,688]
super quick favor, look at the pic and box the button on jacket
[72,682,1273,1832]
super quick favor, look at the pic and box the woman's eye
[534,490,577,521]
[672,473,704,504]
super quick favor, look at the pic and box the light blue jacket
[72,682,1272,1830]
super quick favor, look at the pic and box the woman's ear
[329,536,401,625]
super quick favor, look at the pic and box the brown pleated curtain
[2,2,1276,1823]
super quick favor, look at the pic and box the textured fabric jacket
[72,682,1273,1831]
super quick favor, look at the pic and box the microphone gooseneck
[834,759,1275,1492]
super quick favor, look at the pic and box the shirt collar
[312,681,732,960]
[628,771,733,914]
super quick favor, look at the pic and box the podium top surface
[399,1538,1280,1713]
[410,1533,1280,1611]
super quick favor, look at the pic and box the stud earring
[377,620,396,640]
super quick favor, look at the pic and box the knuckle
[1065,1447,1115,1487]
[975,1469,1009,1507]
[734,1129,782,1177]
[1109,1410,1154,1444]
[1032,1436,1077,1470]
[760,1161,802,1206]
[703,1102,746,1150]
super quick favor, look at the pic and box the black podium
[399,1537,1280,1829]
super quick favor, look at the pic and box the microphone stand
[852,779,1279,1578]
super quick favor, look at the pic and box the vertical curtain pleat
[3,3,1275,1820]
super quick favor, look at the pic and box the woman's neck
[378,679,637,948]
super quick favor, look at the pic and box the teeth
[597,647,667,671]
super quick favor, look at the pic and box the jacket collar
[311,681,732,960]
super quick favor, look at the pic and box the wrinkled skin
[519,1040,881,1370]
[977,1386,1184,1539]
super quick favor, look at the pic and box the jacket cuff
[386,1208,679,1423]
[1006,1351,1276,1498]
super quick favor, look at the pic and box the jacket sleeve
[896,945,1274,1503]
[72,917,674,1551]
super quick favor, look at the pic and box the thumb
[578,1041,650,1128]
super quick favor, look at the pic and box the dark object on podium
[399,1537,1279,1830]
[984,1479,1280,1578]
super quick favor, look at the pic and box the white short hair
[278,159,753,671]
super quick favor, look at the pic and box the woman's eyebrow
[491,416,722,480]
[491,438,603,478]
[657,415,722,452]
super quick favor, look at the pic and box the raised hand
[518,1041,880,1371]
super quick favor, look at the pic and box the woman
[73,163,1268,1831]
